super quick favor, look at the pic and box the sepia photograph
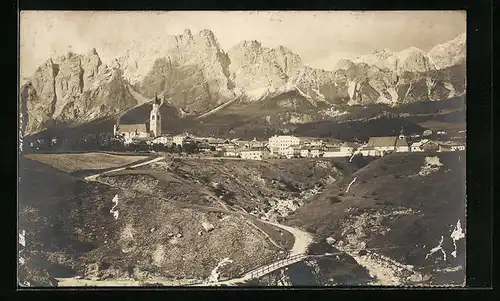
[18,10,466,287]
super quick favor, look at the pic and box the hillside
[124,157,362,222]
[19,153,374,286]
[18,155,297,286]
[286,152,466,285]
[292,117,425,142]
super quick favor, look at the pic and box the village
[26,96,466,159]
[108,96,466,160]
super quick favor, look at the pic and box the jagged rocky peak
[396,46,435,73]
[354,50,396,72]
[428,32,466,70]
[334,58,356,71]
[21,49,137,134]
[131,28,234,111]
[117,28,229,87]
[354,46,434,74]
[227,40,303,94]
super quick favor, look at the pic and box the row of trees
[24,131,215,154]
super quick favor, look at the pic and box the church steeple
[150,94,162,137]
[399,126,405,139]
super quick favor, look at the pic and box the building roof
[367,136,408,148]
[152,136,170,140]
[439,141,465,147]
[411,139,437,147]
[395,137,409,148]
[242,147,269,152]
[341,142,356,148]
[269,135,299,139]
[131,136,154,142]
[118,124,148,133]
[324,147,341,152]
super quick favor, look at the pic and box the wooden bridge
[193,252,343,286]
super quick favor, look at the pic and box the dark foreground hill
[18,155,293,286]
[286,151,466,285]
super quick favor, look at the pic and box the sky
[20,10,466,78]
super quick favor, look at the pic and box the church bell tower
[150,94,162,137]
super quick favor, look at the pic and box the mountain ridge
[20,31,466,135]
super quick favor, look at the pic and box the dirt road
[79,156,315,286]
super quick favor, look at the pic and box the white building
[310,148,321,158]
[240,148,270,160]
[300,149,310,158]
[249,138,266,148]
[323,147,350,157]
[309,140,324,147]
[340,142,356,154]
[358,147,381,157]
[410,141,425,152]
[224,150,240,157]
[283,146,301,159]
[173,134,189,146]
[114,124,149,144]
[439,143,466,152]
[452,145,466,151]
[151,135,171,145]
[268,135,301,155]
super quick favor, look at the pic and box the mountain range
[20,30,466,136]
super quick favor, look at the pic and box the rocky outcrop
[21,31,466,134]
[227,41,303,100]
[354,46,435,74]
[119,29,235,112]
[428,33,466,70]
[21,49,137,135]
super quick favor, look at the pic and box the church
[113,94,163,144]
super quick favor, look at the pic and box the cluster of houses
[110,97,465,160]
[218,133,465,160]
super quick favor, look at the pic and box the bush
[358,250,368,256]
[329,196,341,204]
[338,192,345,197]
[306,225,318,233]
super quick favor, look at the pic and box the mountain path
[80,155,315,286]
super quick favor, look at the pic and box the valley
[18,13,467,288]
[18,149,465,287]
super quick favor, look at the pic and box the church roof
[395,137,409,147]
[367,136,409,148]
[118,124,148,133]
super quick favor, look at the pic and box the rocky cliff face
[227,41,303,100]
[21,31,466,135]
[428,33,466,70]
[285,49,463,107]
[21,49,137,135]
[118,29,235,113]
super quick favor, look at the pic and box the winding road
[82,155,315,286]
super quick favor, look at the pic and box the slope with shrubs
[18,156,289,286]
[286,151,466,285]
